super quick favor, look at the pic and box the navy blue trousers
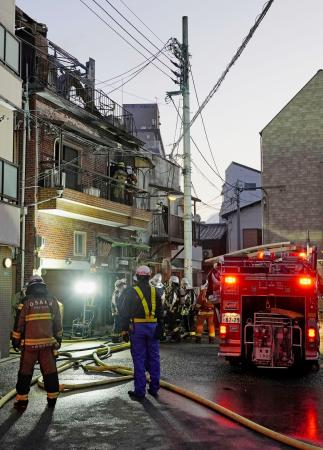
[130,323,160,397]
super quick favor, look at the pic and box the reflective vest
[133,286,157,323]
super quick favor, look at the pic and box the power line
[171,0,275,153]
[118,0,165,45]
[190,66,226,185]
[103,0,173,65]
[80,0,174,80]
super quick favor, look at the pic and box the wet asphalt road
[0,339,322,450]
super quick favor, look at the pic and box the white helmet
[150,273,163,288]
[169,275,179,285]
[115,278,127,288]
[135,265,151,276]
[181,277,191,289]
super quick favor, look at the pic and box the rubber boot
[195,336,201,344]
[14,400,28,411]
[209,336,215,344]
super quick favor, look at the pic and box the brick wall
[261,70,323,251]
[37,213,124,261]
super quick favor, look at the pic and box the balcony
[28,41,136,139]
[0,157,18,204]
[151,212,198,244]
[37,163,151,231]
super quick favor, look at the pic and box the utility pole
[166,18,192,284]
[182,16,192,286]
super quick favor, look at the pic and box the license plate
[222,313,240,323]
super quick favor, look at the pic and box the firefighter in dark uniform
[121,265,164,400]
[11,275,62,410]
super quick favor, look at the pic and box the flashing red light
[299,277,313,286]
[224,276,237,285]
[299,252,307,258]
[220,324,227,337]
[308,328,316,339]
[257,251,264,259]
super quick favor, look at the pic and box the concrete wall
[226,202,262,252]
[221,162,261,217]
[261,70,323,251]
[1,0,15,33]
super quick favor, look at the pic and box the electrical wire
[171,0,275,153]
[79,0,174,81]
[118,0,164,45]
[102,0,173,65]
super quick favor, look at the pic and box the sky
[15,0,323,220]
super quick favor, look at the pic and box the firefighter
[150,273,165,301]
[179,278,196,338]
[112,162,127,203]
[125,166,137,206]
[164,275,181,342]
[195,282,216,343]
[207,263,221,331]
[121,265,163,400]
[111,278,127,343]
[11,275,62,410]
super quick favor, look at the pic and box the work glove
[54,338,62,350]
[11,339,20,352]
[121,331,129,343]
[154,323,165,340]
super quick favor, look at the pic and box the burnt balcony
[151,212,198,244]
[38,161,151,231]
[27,41,136,137]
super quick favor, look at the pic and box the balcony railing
[30,53,135,135]
[0,157,18,204]
[39,159,148,209]
[151,212,198,243]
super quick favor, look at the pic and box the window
[244,182,256,190]
[243,228,262,249]
[74,231,87,256]
[0,24,20,75]
[0,157,18,202]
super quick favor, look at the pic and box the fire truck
[217,243,320,369]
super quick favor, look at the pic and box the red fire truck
[218,243,320,369]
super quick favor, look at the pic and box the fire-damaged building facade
[15,8,152,329]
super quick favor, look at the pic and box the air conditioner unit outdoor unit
[83,186,100,197]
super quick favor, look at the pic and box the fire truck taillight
[298,252,307,258]
[307,328,316,341]
[224,276,237,285]
[299,277,312,286]
[220,324,227,338]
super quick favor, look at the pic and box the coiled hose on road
[0,341,321,450]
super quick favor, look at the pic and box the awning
[97,236,150,251]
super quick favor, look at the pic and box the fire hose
[0,342,321,450]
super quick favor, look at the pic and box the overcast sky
[16,0,323,220]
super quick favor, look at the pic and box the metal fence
[39,160,147,208]
[31,55,135,135]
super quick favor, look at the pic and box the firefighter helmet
[169,275,179,285]
[115,278,127,288]
[135,265,151,277]
[150,273,163,288]
[28,275,46,286]
[181,277,191,289]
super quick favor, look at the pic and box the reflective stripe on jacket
[12,296,62,348]
[133,286,156,323]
